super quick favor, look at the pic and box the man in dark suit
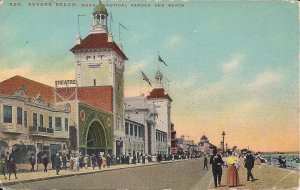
[210,148,223,188]
[244,151,255,181]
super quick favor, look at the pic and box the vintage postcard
[0,0,298,189]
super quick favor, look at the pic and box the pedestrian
[107,154,112,168]
[91,154,96,170]
[42,154,49,172]
[142,154,145,164]
[69,154,74,171]
[84,154,89,169]
[97,154,103,170]
[0,158,7,179]
[55,153,61,175]
[73,154,80,171]
[244,151,255,181]
[226,150,240,187]
[203,155,209,170]
[29,153,35,172]
[62,154,67,170]
[79,152,84,169]
[7,158,17,180]
[102,154,107,167]
[210,148,223,188]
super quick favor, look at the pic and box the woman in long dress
[226,151,240,187]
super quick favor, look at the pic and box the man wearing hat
[244,151,255,181]
[54,153,61,175]
[210,148,223,188]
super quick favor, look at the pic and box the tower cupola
[155,70,163,88]
[91,1,108,34]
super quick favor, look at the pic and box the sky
[0,0,298,152]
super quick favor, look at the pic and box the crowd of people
[204,148,256,188]
[25,152,188,176]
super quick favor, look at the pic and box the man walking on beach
[210,148,223,188]
[244,151,255,181]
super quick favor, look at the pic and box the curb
[4,159,188,186]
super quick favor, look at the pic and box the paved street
[7,159,212,190]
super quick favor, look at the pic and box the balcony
[29,126,54,136]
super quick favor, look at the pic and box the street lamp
[222,131,226,152]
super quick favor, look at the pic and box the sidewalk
[2,160,182,186]
[207,164,300,190]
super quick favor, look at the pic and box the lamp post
[222,131,226,152]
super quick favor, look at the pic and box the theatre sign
[55,80,77,88]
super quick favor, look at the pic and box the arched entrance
[85,120,107,155]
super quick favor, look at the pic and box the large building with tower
[146,70,172,155]
[0,1,175,161]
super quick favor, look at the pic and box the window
[134,125,137,137]
[93,79,96,86]
[24,111,27,127]
[130,124,133,136]
[3,105,12,123]
[65,118,68,131]
[125,123,129,135]
[49,116,52,128]
[17,107,22,125]
[33,113,37,127]
[55,117,61,131]
[40,114,44,127]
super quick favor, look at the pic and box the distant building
[176,135,194,155]
[198,135,216,154]
[170,123,177,154]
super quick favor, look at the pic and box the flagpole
[119,22,121,42]
[109,11,112,33]
[139,68,142,95]
[157,51,160,71]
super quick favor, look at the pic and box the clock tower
[70,1,128,155]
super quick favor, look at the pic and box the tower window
[93,79,96,86]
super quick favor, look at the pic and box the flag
[141,71,152,87]
[158,54,167,66]
[119,22,129,30]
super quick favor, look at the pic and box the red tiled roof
[70,33,128,60]
[56,86,113,113]
[0,76,113,113]
[0,75,55,103]
[146,88,172,102]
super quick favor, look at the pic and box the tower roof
[70,33,128,60]
[146,88,172,102]
[155,70,163,78]
[94,1,107,14]
[200,135,208,141]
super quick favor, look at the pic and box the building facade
[69,2,128,156]
[124,95,157,155]
[0,76,70,164]
[146,70,172,155]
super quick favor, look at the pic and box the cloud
[245,71,283,90]
[222,54,245,73]
[174,73,199,89]
[195,80,225,98]
[165,34,183,48]
[125,60,150,76]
